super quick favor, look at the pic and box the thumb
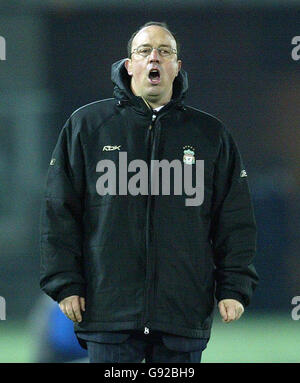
[80,297,85,311]
[218,301,228,321]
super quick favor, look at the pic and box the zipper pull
[144,326,150,334]
[149,113,157,129]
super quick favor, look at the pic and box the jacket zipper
[143,113,157,334]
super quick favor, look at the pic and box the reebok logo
[103,145,121,151]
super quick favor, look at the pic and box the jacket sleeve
[210,126,259,307]
[40,117,86,303]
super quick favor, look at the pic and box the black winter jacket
[40,59,259,339]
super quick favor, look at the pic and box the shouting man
[40,21,259,363]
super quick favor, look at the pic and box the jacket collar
[111,58,188,114]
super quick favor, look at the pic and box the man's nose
[149,48,160,62]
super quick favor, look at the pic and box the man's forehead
[132,26,176,48]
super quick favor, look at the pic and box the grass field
[202,312,300,363]
[0,312,299,363]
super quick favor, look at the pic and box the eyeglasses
[131,46,177,58]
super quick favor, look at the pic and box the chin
[148,87,164,95]
[146,93,162,101]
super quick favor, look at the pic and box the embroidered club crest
[183,146,195,165]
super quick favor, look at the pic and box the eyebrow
[137,44,172,48]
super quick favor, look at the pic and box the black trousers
[84,330,208,363]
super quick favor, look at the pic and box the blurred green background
[1,313,299,363]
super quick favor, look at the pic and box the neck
[130,82,172,110]
[146,100,168,109]
[140,94,171,110]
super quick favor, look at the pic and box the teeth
[149,68,160,81]
[149,69,159,78]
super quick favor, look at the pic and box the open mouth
[148,69,161,84]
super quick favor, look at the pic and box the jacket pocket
[84,286,144,323]
[154,245,215,328]
[82,244,144,322]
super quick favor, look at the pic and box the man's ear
[124,58,133,76]
[176,60,182,76]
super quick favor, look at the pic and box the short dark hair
[127,21,181,59]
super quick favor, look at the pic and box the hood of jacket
[111,58,188,111]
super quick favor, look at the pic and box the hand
[218,299,244,323]
[59,295,85,323]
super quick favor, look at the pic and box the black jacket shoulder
[184,105,233,148]
[68,98,117,135]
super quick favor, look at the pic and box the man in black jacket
[40,21,259,363]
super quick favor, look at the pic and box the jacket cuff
[56,284,86,304]
[216,290,247,307]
